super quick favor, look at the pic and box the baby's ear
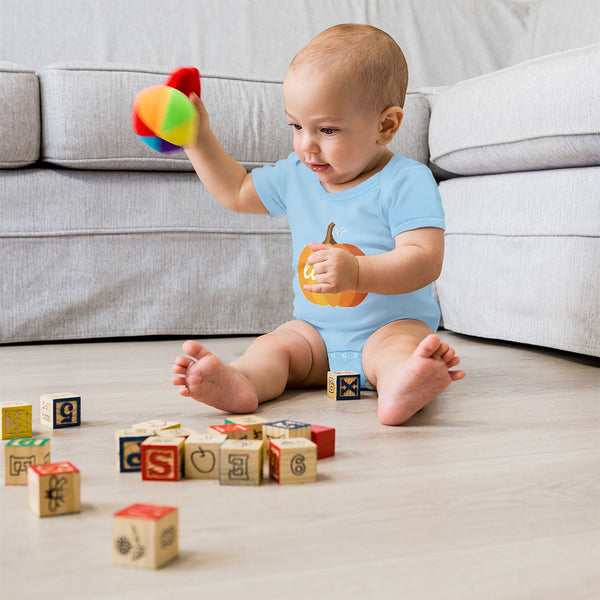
[378,106,403,144]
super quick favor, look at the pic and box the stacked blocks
[132,66,201,153]
[40,393,81,429]
[219,439,264,486]
[113,503,178,569]
[141,436,185,482]
[4,437,51,485]
[269,438,317,484]
[184,433,227,479]
[1,401,32,440]
[327,371,361,400]
[28,461,81,517]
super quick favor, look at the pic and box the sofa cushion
[436,166,600,357]
[38,63,431,171]
[0,62,40,168]
[429,44,600,176]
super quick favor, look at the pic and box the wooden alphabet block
[4,437,51,485]
[224,415,270,440]
[184,433,227,479]
[327,370,361,400]
[113,503,178,569]
[219,439,263,486]
[115,428,153,473]
[40,393,81,429]
[1,401,32,440]
[141,436,185,481]
[28,461,81,517]
[131,419,180,433]
[311,425,336,459]
[207,423,252,440]
[269,438,317,484]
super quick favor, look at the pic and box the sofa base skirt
[0,169,294,343]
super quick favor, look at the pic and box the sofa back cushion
[0,62,40,168]
[429,43,600,176]
[38,62,431,171]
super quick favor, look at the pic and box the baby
[171,23,465,425]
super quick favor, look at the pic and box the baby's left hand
[303,243,359,294]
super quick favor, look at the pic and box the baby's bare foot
[171,340,258,413]
[377,334,465,426]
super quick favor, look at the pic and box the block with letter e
[219,439,263,486]
[112,503,178,569]
[28,461,80,517]
[40,393,81,429]
[1,401,32,440]
[4,437,51,485]
[327,371,360,400]
[141,436,185,481]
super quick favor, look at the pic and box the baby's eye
[288,123,302,131]
[320,127,337,135]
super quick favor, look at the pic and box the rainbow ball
[132,85,198,153]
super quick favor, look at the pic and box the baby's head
[288,23,408,115]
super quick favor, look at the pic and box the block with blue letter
[40,393,81,429]
[115,428,154,473]
[327,371,361,400]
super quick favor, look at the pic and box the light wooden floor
[1,332,599,599]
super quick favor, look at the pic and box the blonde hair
[289,24,408,112]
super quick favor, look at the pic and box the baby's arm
[185,94,267,214]
[304,227,444,295]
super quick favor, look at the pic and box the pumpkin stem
[323,222,337,245]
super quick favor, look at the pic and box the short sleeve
[384,160,445,237]
[251,153,296,217]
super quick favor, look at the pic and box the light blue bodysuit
[252,152,445,387]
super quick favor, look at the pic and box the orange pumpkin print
[297,222,367,307]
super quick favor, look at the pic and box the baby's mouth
[309,163,330,173]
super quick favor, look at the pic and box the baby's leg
[171,320,328,414]
[362,320,465,426]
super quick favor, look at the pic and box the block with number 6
[269,438,317,485]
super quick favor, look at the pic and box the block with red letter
[4,437,51,485]
[40,393,81,429]
[28,461,81,517]
[184,433,227,479]
[269,438,317,485]
[141,436,185,481]
[112,503,178,569]
[1,401,32,440]
[219,439,263,486]
[311,425,336,459]
[207,423,252,440]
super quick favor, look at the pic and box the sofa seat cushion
[0,62,40,168]
[429,44,600,176]
[436,167,600,356]
[38,62,431,171]
[0,169,294,343]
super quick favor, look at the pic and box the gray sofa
[1,0,598,357]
